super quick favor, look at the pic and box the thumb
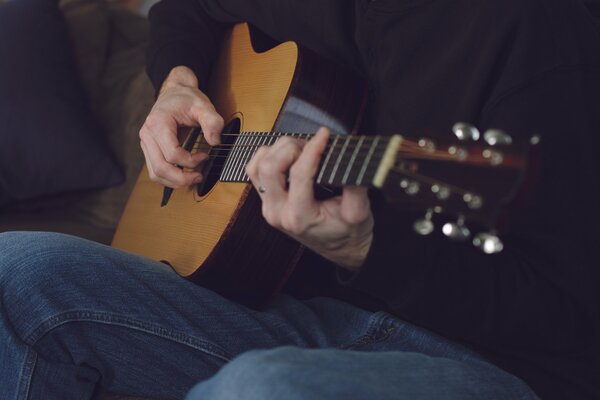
[340,186,371,224]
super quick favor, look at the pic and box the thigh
[0,232,376,397]
[186,346,539,400]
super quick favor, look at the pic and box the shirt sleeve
[146,0,362,92]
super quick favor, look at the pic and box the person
[1,0,599,399]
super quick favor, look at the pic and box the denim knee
[0,231,84,285]
[186,347,312,400]
[0,232,103,336]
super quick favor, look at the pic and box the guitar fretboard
[218,132,398,188]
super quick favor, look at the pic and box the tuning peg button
[452,123,481,141]
[442,219,471,241]
[482,149,504,166]
[400,179,420,196]
[448,146,468,161]
[463,193,483,209]
[473,232,504,254]
[413,209,434,236]
[483,129,512,146]
[418,138,436,153]
[431,184,451,200]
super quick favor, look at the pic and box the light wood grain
[112,24,299,276]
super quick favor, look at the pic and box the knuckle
[147,169,158,181]
[153,163,168,177]
[245,163,256,179]
[289,163,309,181]
[144,113,164,131]
[212,113,225,129]
[139,126,148,141]
[203,112,225,133]
[262,206,280,228]
[171,179,186,189]
[164,147,183,164]
[258,158,277,177]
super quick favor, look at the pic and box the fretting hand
[246,127,374,271]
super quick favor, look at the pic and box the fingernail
[193,176,203,184]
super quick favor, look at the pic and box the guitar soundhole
[196,118,241,197]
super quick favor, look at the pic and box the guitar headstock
[381,123,539,254]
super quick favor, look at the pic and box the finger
[142,136,202,188]
[287,127,331,210]
[141,140,177,187]
[257,138,304,202]
[340,186,372,224]
[155,128,207,168]
[143,112,205,169]
[189,103,224,146]
[246,146,269,192]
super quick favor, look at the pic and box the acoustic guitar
[112,23,530,307]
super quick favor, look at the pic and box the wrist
[159,66,199,95]
[325,230,373,272]
[342,232,373,271]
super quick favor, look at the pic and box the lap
[0,232,536,399]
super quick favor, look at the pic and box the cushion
[0,0,123,207]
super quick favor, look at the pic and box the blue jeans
[0,232,538,400]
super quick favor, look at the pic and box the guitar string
[196,149,388,175]
[188,142,512,166]
[195,140,388,181]
[177,133,508,182]
[188,139,423,158]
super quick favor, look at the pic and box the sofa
[0,0,156,398]
[0,0,153,246]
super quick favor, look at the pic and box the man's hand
[246,127,374,271]
[139,66,224,188]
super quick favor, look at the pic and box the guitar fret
[268,131,281,146]
[242,132,259,181]
[341,135,365,185]
[357,136,380,186]
[328,135,351,185]
[220,135,236,181]
[230,132,249,182]
[229,133,245,182]
[317,135,339,184]
[244,131,271,182]
[239,133,259,182]
[221,132,392,185]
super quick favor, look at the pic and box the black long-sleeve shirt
[146,1,600,398]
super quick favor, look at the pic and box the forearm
[146,0,229,92]
[147,0,361,93]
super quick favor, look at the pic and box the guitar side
[112,24,365,307]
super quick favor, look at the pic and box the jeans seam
[24,310,233,363]
[340,311,398,349]
[16,347,36,400]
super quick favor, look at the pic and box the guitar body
[112,24,365,307]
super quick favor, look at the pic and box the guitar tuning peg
[418,138,436,153]
[483,129,512,146]
[400,179,420,196]
[413,209,434,236]
[442,215,470,241]
[452,122,480,141]
[473,232,504,254]
[530,134,541,145]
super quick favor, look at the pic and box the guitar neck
[217,132,402,188]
